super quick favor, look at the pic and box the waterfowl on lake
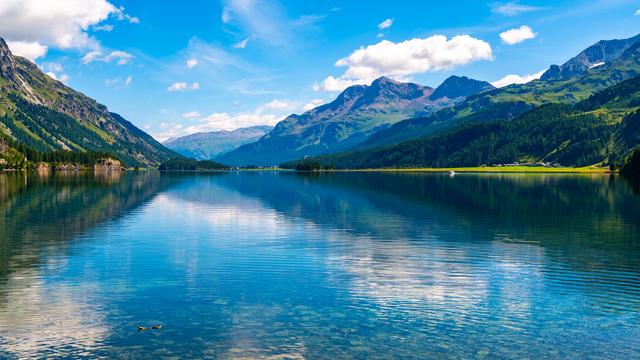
[137,325,162,331]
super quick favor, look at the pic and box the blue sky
[1,0,639,141]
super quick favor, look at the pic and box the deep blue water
[0,171,639,359]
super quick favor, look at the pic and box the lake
[0,171,639,359]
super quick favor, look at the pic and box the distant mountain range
[2,31,640,172]
[284,33,640,170]
[541,33,640,81]
[0,37,175,168]
[216,75,494,166]
[164,125,272,160]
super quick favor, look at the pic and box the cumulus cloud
[0,0,115,50]
[6,40,48,61]
[491,69,545,88]
[154,112,282,141]
[0,0,138,61]
[313,76,365,92]
[492,2,544,16]
[262,99,291,110]
[186,58,198,69]
[303,99,325,111]
[153,99,292,141]
[635,9,640,16]
[500,25,536,45]
[45,72,70,83]
[167,82,200,92]
[314,35,493,92]
[81,50,134,65]
[378,18,394,30]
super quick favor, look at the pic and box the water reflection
[0,171,638,358]
[0,172,173,358]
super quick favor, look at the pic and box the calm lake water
[0,171,639,359]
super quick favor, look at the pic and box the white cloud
[6,40,48,61]
[262,99,290,110]
[104,50,134,65]
[40,62,63,73]
[81,51,101,64]
[313,76,365,92]
[104,75,132,87]
[635,9,640,16]
[378,18,394,30]
[303,99,325,111]
[314,35,493,92]
[491,69,545,88]
[114,6,139,24]
[186,38,253,72]
[94,24,114,32]
[152,99,292,140]
[182,111,203,119]
[0,0,119,51]
[167,82,200,92]
[153,111,283,141]
[81,50,134,65]
[186,58,198,69]
[42,63,69,83]
[188,112,281,133]
[500,25,536,45]
[233,37,251,49]
[492,2,543,16]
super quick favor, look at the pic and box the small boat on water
[448,170,456,176]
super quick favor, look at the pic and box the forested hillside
[283,75,640,169]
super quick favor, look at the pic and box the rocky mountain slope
[0,37,176,167]
[285,72,640,170]
[164,125,272,160]
[217,75,492,166]
[358,33,640,150]
[541,34,640,81]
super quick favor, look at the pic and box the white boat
[448,170,456,176]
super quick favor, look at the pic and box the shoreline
[320,166,612,174]
[155,166,613,174]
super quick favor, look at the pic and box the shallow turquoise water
[0,171,639,359]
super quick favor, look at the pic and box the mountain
[164,125,272,160]
[429,75,494,101]
[283,74,640,170]
[541,34,640,81]
[358,33,640,150]
[217,76,489,166]
[0,37,176,167]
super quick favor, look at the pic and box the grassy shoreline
[156,166,612,173]
[315,166,612,173]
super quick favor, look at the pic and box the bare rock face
[0,38,16,81]
[93,158,125,172]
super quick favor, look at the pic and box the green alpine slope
[283,74,640,169]
[0,37,176,167]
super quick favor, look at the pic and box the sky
[0,0,639,142]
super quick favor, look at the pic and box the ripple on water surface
[0,172,639,359]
